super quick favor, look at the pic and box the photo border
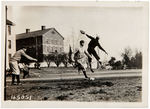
[1,1,148,108]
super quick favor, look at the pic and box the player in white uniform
[74,40,92,79]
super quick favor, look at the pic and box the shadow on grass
[27,80,114,92]
[56,80,114,91]
[28,86,52,91]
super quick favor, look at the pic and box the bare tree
[43,54,55,67]
[130,51,142,69]
[121,47,132,68]
[61,53,69,67]
[121,47,142,69]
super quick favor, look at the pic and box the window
[8,40,11,49]
[8,26,11,35]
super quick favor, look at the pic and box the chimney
[26,29,30,33]
[41,26,46,30]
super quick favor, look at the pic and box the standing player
[80,30,108,72]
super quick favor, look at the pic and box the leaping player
[80,30,108,72]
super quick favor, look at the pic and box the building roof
[16,28,64,40]
[6,19,15,26]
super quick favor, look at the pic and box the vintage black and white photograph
[1,1,148,108]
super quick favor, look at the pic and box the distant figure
[34,63,37,69]
[37,62,41,70]
[23,63,29,79]
[9,47,37,85]
[74,40,92,79]
[80,30,108,72]
[34,62,41,70]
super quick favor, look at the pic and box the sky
[8,4,145,61]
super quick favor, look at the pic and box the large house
[16,26,64,62]
[6,19,16,69]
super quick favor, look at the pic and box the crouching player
[9,47,37,85]
[19,63,30,79]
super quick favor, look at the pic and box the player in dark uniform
[80,30,108,72]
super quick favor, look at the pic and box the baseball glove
[80,30,85,34]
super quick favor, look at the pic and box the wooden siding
[42,29,64,54]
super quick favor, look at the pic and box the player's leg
[78,67,81,75]
[10,61,21,85]
[9,63,15,85]
[82,67,88,78]
[16,75,21,85]
[26,69,30,77]
[9,62,19,85]
[23,70,26,79]
[91,49,101,64]
[83,70,88,78]
[11,74,15,85]
[78,63,88,78]
[87,48,94,72]
[88,57,94,73]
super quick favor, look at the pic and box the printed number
[11,95,32,100]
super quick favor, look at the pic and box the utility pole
[4,6,8,100]
[35,37,38,59]
[72,27,75,52]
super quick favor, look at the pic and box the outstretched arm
[98,43,108,55]
[21,50,37,61]
[80,30,94,40]
[85,34,95,40]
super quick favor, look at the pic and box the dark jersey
[88,39,99,49]
[86,34,105,52]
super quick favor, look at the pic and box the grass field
[7,67,141,79]
[6,76,142,102]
